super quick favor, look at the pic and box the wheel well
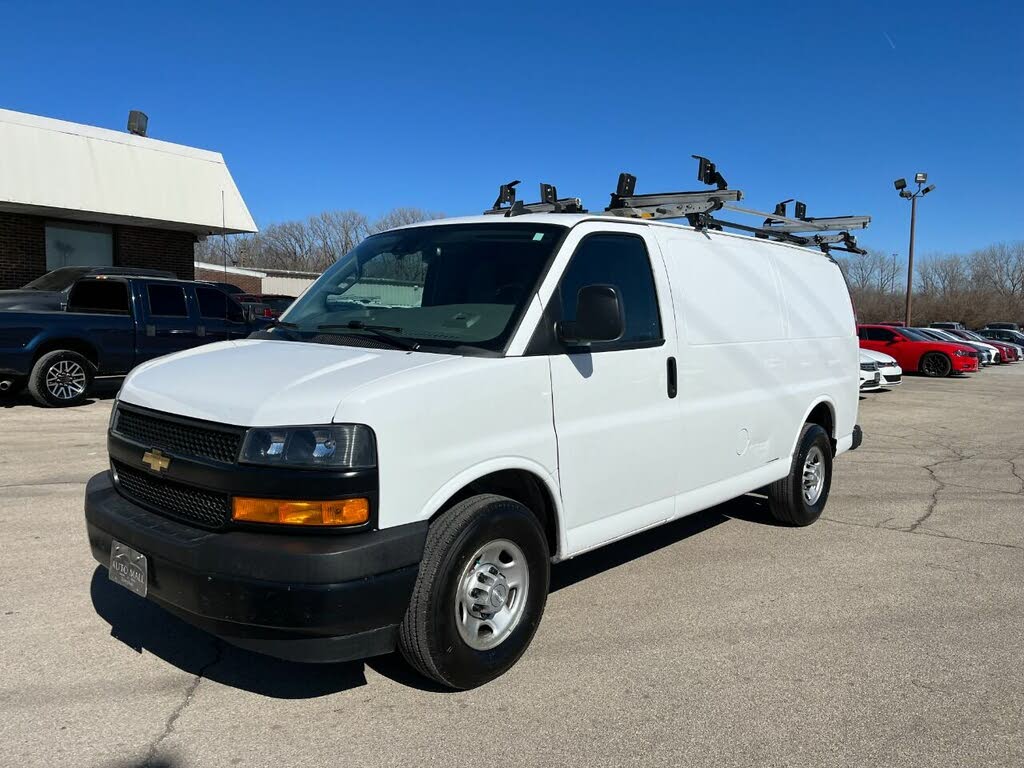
[33,339,99,369]
[805,401,836,454]
[431,469,560,557]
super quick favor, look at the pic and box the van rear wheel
[398,494,549,689]
[766,423,832,526]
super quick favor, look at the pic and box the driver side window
[864,327,896,342]
[557,234,662,347]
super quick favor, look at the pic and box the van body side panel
[654,228,857,508]
[771,247,859,450]
[656,229,793,497]
[334,356,559,535]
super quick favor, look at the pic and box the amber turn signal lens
[232,497,369,526]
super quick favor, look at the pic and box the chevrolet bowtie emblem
[142,449,170,472]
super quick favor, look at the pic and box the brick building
[0,108,256,290]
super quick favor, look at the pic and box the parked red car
[235,293,296,319]
[859,324,979,377]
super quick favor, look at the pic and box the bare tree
[306,210,371,271]
[371,207,446,233]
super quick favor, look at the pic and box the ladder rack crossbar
[703,216,866,255]
[606,189,743,219]
[483,198,586,216]
[725,203,870,233]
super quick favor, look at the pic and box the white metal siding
[262,276,316,295]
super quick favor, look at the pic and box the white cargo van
[86,172,864,689]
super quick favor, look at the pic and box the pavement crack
[1009,456,1024,494]
[141,640,223,767]
[0,480,85,490]
[823,516,1024,552]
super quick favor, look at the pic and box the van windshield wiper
[316,321,420,351]
[264,319,301,340]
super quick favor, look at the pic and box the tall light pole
[894,174,937,326]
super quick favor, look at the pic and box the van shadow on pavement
[89,493,773,698]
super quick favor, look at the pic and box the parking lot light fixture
[895,172,936,327]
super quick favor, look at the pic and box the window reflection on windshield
[281,223,566,353]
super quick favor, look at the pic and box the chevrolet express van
[86,213,862,689]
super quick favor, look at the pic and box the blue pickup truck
[0,275,267,407]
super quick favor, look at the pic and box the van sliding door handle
[666,356,677,399]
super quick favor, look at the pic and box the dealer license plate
[109,539,148,598]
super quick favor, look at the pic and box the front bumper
[880,368,902,385]
[952,356,979,372]
[85,471,427,663]
[859,372,882,390]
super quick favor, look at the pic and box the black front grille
[113,461,231,529]
[114,406,242,464]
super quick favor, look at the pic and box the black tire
[920,352,952,378]
[766,423,832,526]
[398,494,550,689]
[27,350,94,407]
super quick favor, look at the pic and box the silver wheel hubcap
[802,445,825,505]
[45,360,86,400]
[455,539,529,651]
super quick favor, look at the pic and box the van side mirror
[557,284,624,345]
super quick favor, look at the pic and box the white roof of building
[0,108,257,234]
[194,261,266,277]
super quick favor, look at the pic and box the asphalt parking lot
[2,369,1023,768]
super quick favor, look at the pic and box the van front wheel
[398,494,550,689]
[767,423,832,526]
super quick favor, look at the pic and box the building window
[45,222,114,271]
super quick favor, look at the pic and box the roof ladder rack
[484,181,587,216]
[479,156,871,255]
[605,155,743,229]
[603,156,871,255]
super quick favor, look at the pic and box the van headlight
[239,424,376,469]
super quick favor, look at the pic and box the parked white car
[923,327,999,364]
[859,351,883,391]
[860,348,902,386]
[86,212,863,689]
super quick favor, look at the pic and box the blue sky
[2,0,1021,256]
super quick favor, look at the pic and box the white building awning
[0,108,257,235]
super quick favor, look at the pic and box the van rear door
[654,229,791,494]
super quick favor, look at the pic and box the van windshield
[277,222,566,353]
